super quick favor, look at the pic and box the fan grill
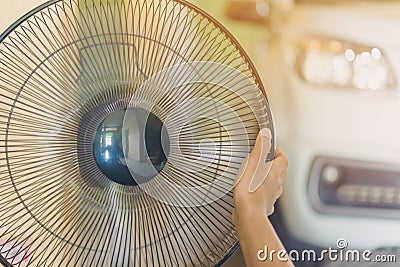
[0,0,272,266]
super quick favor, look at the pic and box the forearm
[235,209,293,267]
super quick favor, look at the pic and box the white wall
[0,1,46,34]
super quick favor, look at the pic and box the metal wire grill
[0,0,273,266]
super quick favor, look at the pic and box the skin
[233,129,293,267]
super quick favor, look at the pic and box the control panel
[308,156,400,218]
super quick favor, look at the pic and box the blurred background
[2,0,400,266]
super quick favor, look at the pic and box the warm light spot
[344,48,355,61]
[328,41,343,54]
[371,47,382,61]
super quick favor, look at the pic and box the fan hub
[93,108,169,186]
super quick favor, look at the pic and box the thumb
[249,128,272,193]
[233,128,272,188]
[249,128,271,161]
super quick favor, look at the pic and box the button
[322,165,340,184]
[338,185,357,201]
[369,187,383,203]
[382,188,396,203]
[356,186,369,202]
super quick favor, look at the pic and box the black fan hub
[93,108,169,186]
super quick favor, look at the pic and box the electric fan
[0,0,275,266]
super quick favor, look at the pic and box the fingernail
[261,128,271,138]
[248,161,273,193]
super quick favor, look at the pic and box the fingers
[267,185,283,216]
[275,185,284,199]
[232,128,288,218]
[267,205,275,216]
[274,148,288,169]
[266,149,288,185]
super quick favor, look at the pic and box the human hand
[232,128,288,224]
